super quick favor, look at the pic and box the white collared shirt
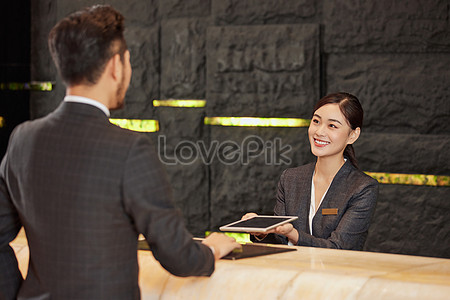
[64,95,110,117]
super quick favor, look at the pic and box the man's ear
[110,53,122,82]
[347,127,361,145]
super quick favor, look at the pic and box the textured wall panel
[327,54,450,134]
[324,0,450,53]
[30,0,62,119]
[156,107,209,236]
[206,25,320,117]
[160,0,210,18]
[107,0,159,26]
[112,26,159,118]
[212,0,318,25]
[161,18,209,100]
[29,0,450,259]
[365,185,450,258]
[356,133,450,175]
[209,127,314,230]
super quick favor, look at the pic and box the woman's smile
[313,138,330,147]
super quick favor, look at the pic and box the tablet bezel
[219,215,298,233]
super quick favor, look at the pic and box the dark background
[1,0,449,258]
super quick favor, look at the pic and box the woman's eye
[312,119,319,124]
[329,124,337,128]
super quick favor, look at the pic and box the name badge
[322,208,338,215]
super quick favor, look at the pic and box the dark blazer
[0,102,214,300]
[271,160,378,250]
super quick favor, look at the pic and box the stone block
[212,0,318,25]
[56,0,99,17]
[156,107,206,154]
[107,0,159,26]
[365,184,450,258]
[160,0,210,18]
[31,0,56,81]
[30,0,60,119]
[160,18,210,100]
[206,24,320,117]
[324,0,450,52]
[208,126,314,230]
[155,107,209,236]
[111,25,159,119]
[163,161,209,237]
[356,133,450,175]
[327,54,450,134]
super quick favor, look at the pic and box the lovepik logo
[158,135,292,166]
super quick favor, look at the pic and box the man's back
[2,102,214,299]
[0,5,240,299]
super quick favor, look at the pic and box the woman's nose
[315,124,326,136]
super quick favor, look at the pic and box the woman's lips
[314,138,330,147]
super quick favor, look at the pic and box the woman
[245,92,378,250]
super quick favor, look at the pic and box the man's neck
[66,85,110,109]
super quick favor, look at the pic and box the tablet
[222,243,297,260]
[219,215,298,233]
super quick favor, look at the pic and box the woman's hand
[241,213,267,240]
[241,213,299,244]
[272,223,299,244]
[241,212,258,220]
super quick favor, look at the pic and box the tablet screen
[219,215,298,233]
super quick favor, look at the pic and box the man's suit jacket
[0,102,214,299]
[272,160,378,250]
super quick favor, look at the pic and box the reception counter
[11,230,450,299]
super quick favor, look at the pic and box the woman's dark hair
[313,92,364,168]
[48,5,127,86]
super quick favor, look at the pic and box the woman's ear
[347,127,361,145]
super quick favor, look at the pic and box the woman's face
[308,103,359,159]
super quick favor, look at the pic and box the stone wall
[30,0,450,258]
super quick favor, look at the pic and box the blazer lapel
[312,160,353,235]
[293,163,315,235]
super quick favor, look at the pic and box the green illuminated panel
[205,231,251,244]
[153,99,206,108]
[109,118,159,132]
[0,81,54,91]
[204,117,311,127]
[366,172,450,187]
[0,116,4,128]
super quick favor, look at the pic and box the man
[0,5,240,299]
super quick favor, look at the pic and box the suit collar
[54,101,110,122]
[64,95,110,117]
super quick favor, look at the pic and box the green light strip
[0,116,4,128]
[204,117,311,127]
[153,99,206,108]
[205,231,251,244]
[109,118,159,132]
[0,81,54,91]
[366,172,450,187]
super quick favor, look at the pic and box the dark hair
[313,92,363,168]
[48,5,127,86]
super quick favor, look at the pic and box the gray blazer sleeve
[0,155,23,299]
[122,135,214,276]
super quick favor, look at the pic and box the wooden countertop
[11,229,450,299]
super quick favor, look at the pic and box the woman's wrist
[286,229,299,245]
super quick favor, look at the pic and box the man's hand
[202,232,241,260]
